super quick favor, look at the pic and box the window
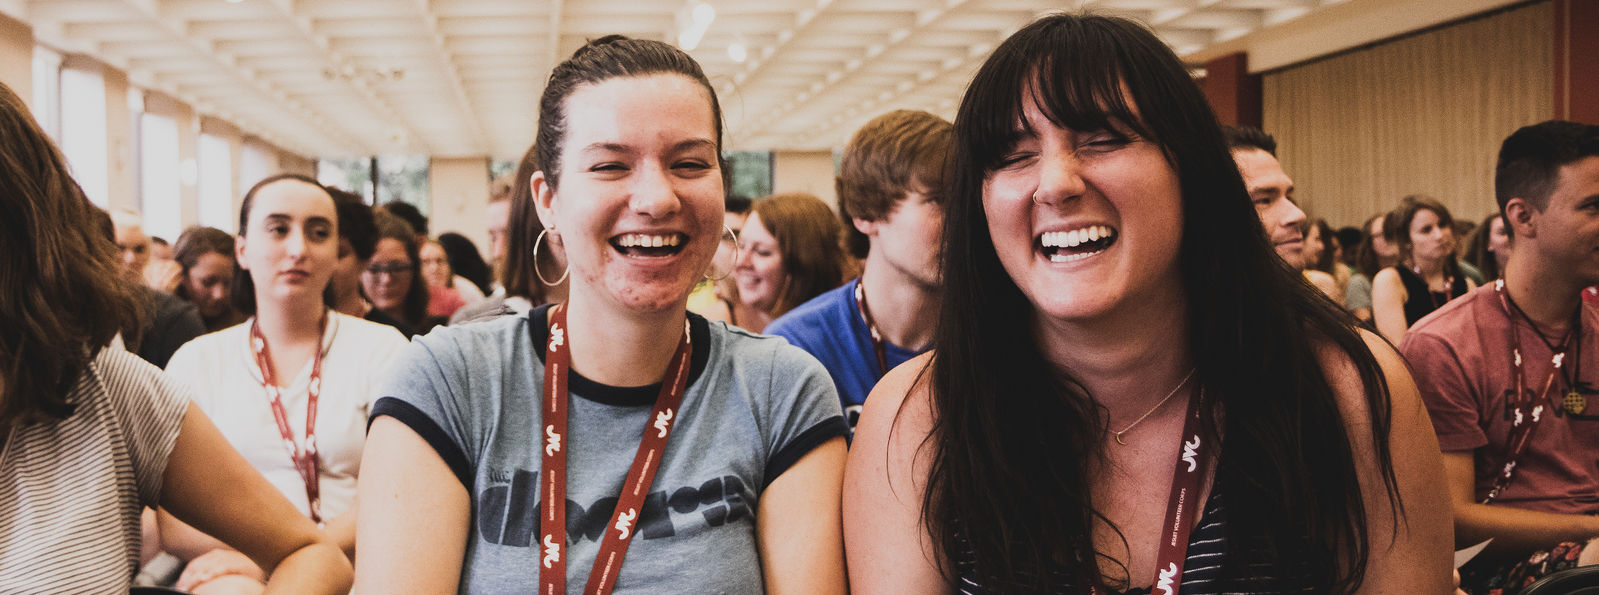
[139,112,181,241]
[59,67,108,207]
[725,151,773,199]
[376,155,430,213]
[31,46,61,142]
[241,141,274,196]
[318,157,374,202]
[197,133,233,230]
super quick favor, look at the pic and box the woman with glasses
[361,211,445,337]
[158,174,410,591]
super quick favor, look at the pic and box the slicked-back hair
[837,110,953,258]
[927,13,1397,592]
[1222,124,1278,156]
[232,173,338,316]
[535,35,726,192]
[0,80,147,423]
[751,193,848,317]
[1495,120,1599,214]
[172,225,238,303]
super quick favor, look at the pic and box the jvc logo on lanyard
[538,304,693,595]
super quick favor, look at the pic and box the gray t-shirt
[373,305,846,594]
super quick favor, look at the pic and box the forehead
[372,238,410,260]
[1552,156,1599,203]
[249,180,336,222]
[1231,149,1290,189]
[560,73,716,157]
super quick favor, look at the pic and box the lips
[1037,224,1119,263]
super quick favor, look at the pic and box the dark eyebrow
[672,139,718,153]
[263,214,334,227]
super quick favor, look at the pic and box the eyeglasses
[366,262,413,276]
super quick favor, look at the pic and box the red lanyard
[1088,385,1214,595]
[1485,280,1578,503]
[853,281,890,378]
[539,304,693,595]
[249,313,328,524]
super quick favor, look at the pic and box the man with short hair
[1402,121,1599,589]
[1224,126,1309,269]
[765,110,950,433]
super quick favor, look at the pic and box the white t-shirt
[0,346,188,592]
[165,312,408,520]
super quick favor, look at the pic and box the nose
[1279,200,1306,234]
[1032,151,1087,207]
[630,162,682,220]
[285,228,308,259]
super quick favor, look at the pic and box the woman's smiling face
[533,73,723,315]
[982,86,1184,325]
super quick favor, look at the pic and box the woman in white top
[0,80,350,594]
[161,174,409,592]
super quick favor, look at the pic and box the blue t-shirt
[765,278,924,433]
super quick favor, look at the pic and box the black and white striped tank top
[955,485,1317,594]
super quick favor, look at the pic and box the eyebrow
[262,214,334,227]
[578,139,719,155]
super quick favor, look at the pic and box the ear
[234,233,249,270]
[1505,197,1537,240]
[532,170,558,231]
[852,216,877,238]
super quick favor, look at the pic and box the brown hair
[371,210,432,325]
[752,193,848,316]
[0,81,147,423]
[503,142,562,304]
[172,226,236,299]
[837,110,953,259]
[1386,194,1459,275]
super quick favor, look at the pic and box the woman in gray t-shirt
[357,36,848,594]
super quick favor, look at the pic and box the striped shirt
[956,485,1316,594]
[0,347,188,593]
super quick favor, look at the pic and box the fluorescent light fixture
[677,2,715,51]
[728,42,747,63]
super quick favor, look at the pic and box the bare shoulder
[855,351,937,456]
[1310,328,1412,425]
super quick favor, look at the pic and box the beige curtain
[1263,1,1553,230]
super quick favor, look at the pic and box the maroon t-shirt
[1402,284,1599,514]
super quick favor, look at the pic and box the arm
[1307,270,1344,307]
[1330,331,1453,593]
[758,436,847,595]
[1443,451,1599,555]
[352,416,470,593]
[159,402,351,594]
[1371,268,1409,344]
[844,353,953,594]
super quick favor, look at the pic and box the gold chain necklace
[1113,367,1198,445]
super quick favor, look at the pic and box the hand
[145,259,184,294]
[176,549,265,592]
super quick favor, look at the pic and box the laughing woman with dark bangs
[843,14,1452,594]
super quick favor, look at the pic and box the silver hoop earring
[706,224,741,282]
[533,229,569,287]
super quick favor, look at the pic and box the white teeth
[1039,225,1117,249]
[617,233,682,248]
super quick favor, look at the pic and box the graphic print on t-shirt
[475,469,754,547]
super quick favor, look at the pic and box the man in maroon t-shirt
[1403,121,1599,587]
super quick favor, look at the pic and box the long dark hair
[0,80,146,423]
[437,232,493,295]
[1464,212,1504,283]
[503,142,559,303]
[370,210,431,326]
[923,14,1398,592]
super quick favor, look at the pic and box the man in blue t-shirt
[766,110,951,434]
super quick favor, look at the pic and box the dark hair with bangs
[921,13,1399,592]
[0,81,147,423]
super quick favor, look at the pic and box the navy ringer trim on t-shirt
[370,397,474,488]
[763,416,848,490]
[529,303,714,407]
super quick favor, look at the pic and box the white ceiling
[5,0,1513,159]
